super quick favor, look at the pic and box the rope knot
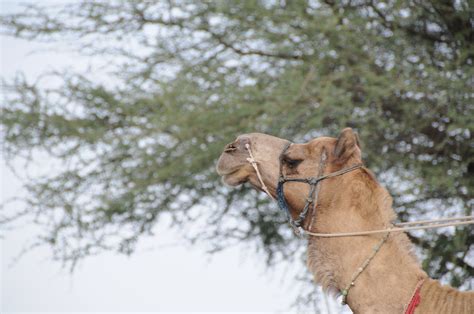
[246,157,257,165]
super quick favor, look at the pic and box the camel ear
[334,128,361,162]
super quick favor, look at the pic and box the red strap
[404,280,424,314]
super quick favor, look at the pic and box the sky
[0,1,344,313]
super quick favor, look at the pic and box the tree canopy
[1,0,472,304]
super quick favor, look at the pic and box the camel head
[216,133,288,190]
[216,128,362,214]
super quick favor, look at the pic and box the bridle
[251,140,370,304]
[245,141,474,237]
[275,141,363,235]
[243,140,474,307]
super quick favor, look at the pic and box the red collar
[404,279,425,314]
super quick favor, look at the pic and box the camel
[216,128,473,313]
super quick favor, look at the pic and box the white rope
[396,215,474,226]
[304,219,474,238]
[244,143,474,238]
[245,143,276,200]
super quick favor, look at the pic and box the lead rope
[305,217,474,237]
[340,230,391,305]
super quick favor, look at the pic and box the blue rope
[276,179,292,222]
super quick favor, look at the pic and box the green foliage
[1,0,472,297]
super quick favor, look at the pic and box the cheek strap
[277,148,327,235]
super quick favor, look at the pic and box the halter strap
[292,147,327,227]
[280,163,364,184]
[276,141,362,233]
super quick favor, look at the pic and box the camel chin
[221,168,249,186]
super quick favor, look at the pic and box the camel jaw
[217,161,250,186]
[221,170,249,186]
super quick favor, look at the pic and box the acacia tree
[1,0,472,303]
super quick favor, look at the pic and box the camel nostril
[224,136,251,153]
[224,142,237,153]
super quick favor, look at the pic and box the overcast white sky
[0,1,344,313]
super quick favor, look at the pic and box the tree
[1,0,472,305]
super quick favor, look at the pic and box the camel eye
[284,158,302,169]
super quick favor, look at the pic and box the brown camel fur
[216,128,473,313]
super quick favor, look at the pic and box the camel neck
[306,171,427,313]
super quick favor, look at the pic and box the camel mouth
[222,175,247,186]
[220,168,249,186]
[216,165,241,176]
